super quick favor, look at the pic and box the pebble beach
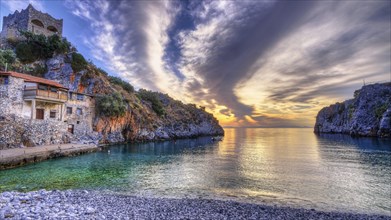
[0,190,390,220]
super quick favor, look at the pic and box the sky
[1,0,390,128]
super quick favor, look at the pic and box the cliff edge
[314,83,391,137]
[0,32,224,149]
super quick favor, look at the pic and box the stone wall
[1,8,29,39]
[0,115,68,149]
[0,76,24,116]
[27,5,63,37]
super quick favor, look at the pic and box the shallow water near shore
[0,128,390,215]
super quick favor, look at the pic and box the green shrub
[47,34,71,54]
[0,50,16,70]
[15,31,71,63]
[137,89,165,116]
[96,93,127,117]
[71,53,88,73]
[375,103,389,119]
[108,76,134,93]
[15,42,35,63]
[98,68,109,76]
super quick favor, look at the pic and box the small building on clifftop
[0,4,63,40]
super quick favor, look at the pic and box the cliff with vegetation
[314,83,391,137]
[0,32,224,145]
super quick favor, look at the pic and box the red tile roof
[0,71,68,89]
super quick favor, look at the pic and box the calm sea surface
[0,128,390,215]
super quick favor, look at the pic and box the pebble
[0,189,389,219]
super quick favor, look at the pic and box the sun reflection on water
[0,128,390,215]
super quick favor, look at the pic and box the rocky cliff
[314,83,391,137]
[0,33,224,147]
[44,54,224,143]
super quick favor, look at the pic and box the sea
[0,128,390,215]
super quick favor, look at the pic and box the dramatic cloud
[64,0,181,93]
[235,1,390,127]
[63,0,390,127]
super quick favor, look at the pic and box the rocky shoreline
[0,190,389,220]
[314,83,390,137]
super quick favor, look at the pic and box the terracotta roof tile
[0,71,68,89]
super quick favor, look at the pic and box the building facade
[65,92,95,136]
[0,71,93,137]
[0,4,63,40]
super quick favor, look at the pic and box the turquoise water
[0,128,390,215]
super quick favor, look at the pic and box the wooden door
[36,109,44,120]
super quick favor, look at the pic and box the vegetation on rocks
[374,103,389,119]
[1,31,224,143]
[71,53,88,73]
[15,31,71,63]
[137,89,165,116]
[95,93,127,118]
[0,49,16,70]
[315,83,391,137]
[109,76,134,93]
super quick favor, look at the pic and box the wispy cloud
[1,0,45,12]
[64,0,181,94]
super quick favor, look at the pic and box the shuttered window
[36,109,44,120]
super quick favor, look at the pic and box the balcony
[24,86,68,103]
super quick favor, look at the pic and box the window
[76,108,83,115]
[50,110,56,118]
[77,94,84,101]
[36,109,44,120]
[0,76,8,85]
[31,19,44,28]
[47,26,58,33]
[68,124,74,134]
[38,84,47,90]
[50,87,58,92]
[66,107,72,114]
[77,121,80,124]
[69,92,73,100]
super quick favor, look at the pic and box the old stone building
[0,71,68,120]
[0,71,95,148]
[0,4,63,40]
[65,92,95,137]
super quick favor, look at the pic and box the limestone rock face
[0,53,224,149]
[45,54,224,143]
[314,83,391,137]
[44,54,224,143]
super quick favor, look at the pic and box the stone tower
[1,4,63,40]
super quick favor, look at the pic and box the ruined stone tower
[1,4,63,40]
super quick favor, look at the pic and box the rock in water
[314,83,391,137]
